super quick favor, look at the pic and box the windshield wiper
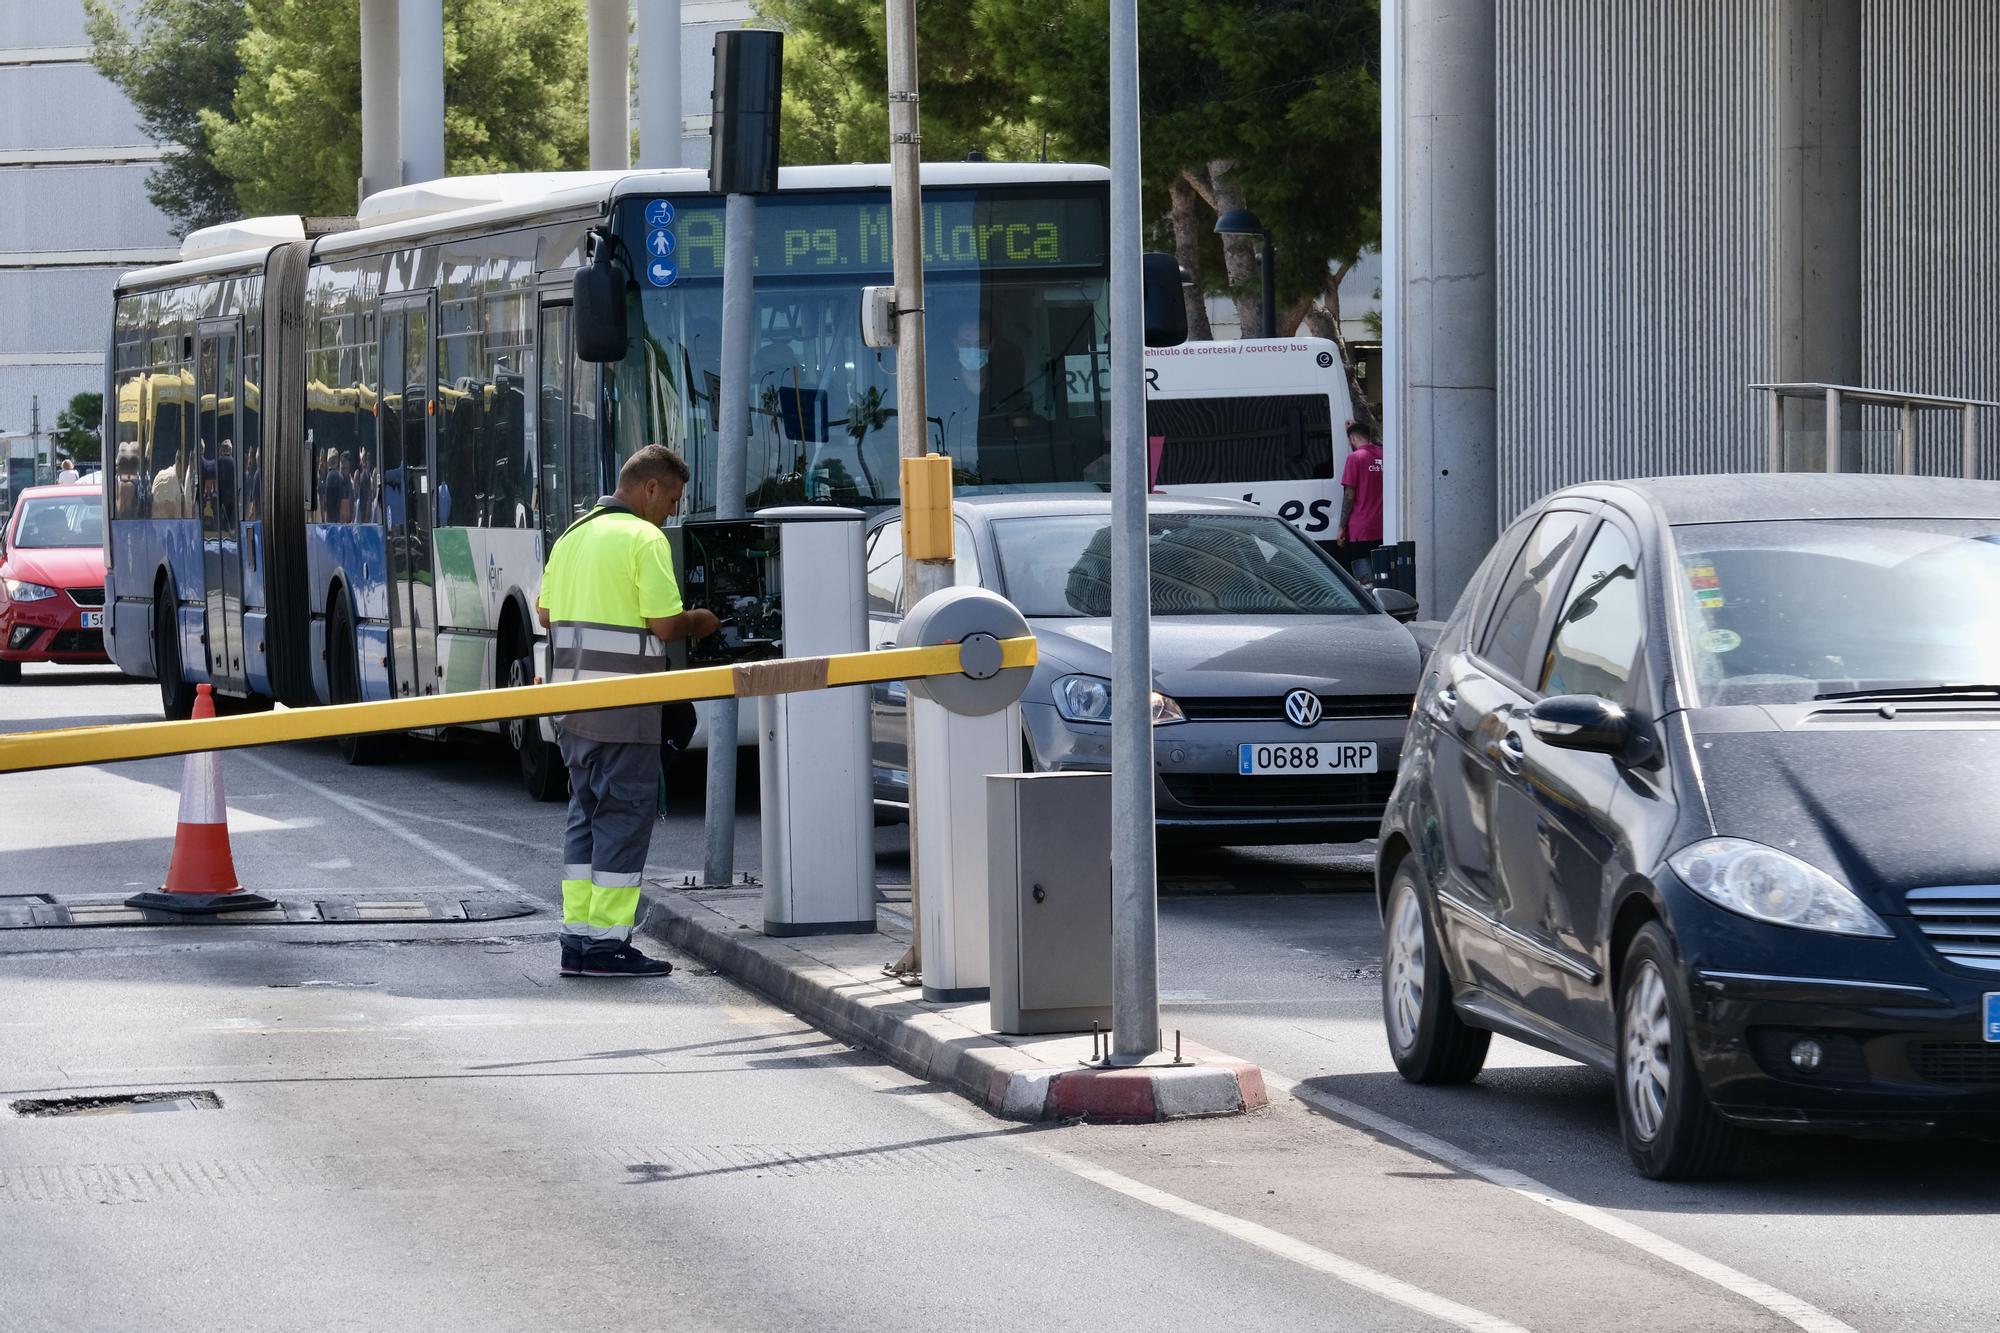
[1813,683,2000,703]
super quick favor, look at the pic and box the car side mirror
[1372,587,1419,622]
[1530,694,1654,762]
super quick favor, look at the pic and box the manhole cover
[12,1090,222,1118]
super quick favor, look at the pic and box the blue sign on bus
[646,228,676,259]
[646,258,679,288]
[645,199,676,228]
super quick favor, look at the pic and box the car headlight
[1668,838,1892,937]
[1052,674,1185,726]
[2,579,58,603]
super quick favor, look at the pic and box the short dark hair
[1345,419,1379,444]
[620,443,691,489]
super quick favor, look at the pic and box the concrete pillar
[397,0,445,185]
[636,0,682,168]
[359,0,399,203]
[588,0,631,171]
[1395,0,1497,618]
[1777,0,1863,385]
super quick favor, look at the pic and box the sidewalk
[638,881,1267,1123]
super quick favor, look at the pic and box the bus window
[1148,393,1335,486]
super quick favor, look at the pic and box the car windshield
[1673,517,2000,705]
[990,510,1371,618]
[11,494,103,549]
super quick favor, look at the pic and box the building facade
[0,2,178,461]
[1389,0,2000,614]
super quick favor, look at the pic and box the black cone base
[124,891,280,916]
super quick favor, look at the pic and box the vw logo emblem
[1283,689,1323,728]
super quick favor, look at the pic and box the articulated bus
[104,164,1113,797]
[1142,336,1356,548]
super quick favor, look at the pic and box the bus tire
[508,652,567,802]
[154,589,196,721]
[328,597,400,766]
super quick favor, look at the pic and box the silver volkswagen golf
[866,495,1424,845]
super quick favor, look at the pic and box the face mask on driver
[957,345,990,373]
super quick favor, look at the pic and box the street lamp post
[1214,207,1275,339]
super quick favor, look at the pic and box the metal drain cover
[12,1090,222,1117]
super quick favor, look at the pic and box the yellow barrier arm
[0,636,1037,775]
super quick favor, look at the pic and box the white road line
[1268,1075,1859,1333]
[838,1059,1529,1333]
[349,796,549,851]
[237,752,523,895]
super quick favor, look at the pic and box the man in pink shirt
[1336,419,1384,573]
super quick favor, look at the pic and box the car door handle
[1497,731,1526,775]
[1429,687,1457,723]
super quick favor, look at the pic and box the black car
[1378,473,2000,1179]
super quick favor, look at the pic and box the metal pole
[1108,0,1160,1064]
[1823,386,1841,474]
[397,0,445,184]
[637,0,682,168]
[886,0,939,977]
[1965,404,1979,481]
[702,193,756,887]
[1900,401,1916,475]
[359,0,399,203]
[588,0,631,171]
[1766,389,1782,472]
[1379,0,1401,546]
[1259,231,1276,339]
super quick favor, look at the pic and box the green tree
[206,0,591,218]
[84,0,248,236]
[54,393,104,465]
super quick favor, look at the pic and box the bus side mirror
[573,234,630,363]
[1142,251,1189,348]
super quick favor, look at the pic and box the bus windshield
[608,187,1112,517]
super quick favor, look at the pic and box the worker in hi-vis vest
[537,444,719,977]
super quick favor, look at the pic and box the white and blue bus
[104,164,1114,795]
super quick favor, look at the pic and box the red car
[0,484,108,683]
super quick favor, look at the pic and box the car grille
[48,629,101,654]
[66,586,104,607]
[1175,693,1414,723]
[1905,886,2000,972]
[1910,1043,2000,1087]
[1163,771,1397,811]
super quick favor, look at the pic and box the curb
[641,887,1267,1123]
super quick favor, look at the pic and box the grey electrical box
[987,771,1114,1035]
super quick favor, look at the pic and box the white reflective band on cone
[177,750,227,825]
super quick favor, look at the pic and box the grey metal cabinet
[986,771,1114,1034]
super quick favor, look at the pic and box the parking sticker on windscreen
[1698,628,1740,653]
[1686,562,1725,609]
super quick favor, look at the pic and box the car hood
[1689,715,2000,908]
[2,546,103,590]
[1027,613,1422,696]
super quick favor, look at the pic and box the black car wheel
[0,658,19,685]
[1381,858,1490,1083]
[154,592,196,720]
[328,598,400,766]
[508,653,567,802]
[1616,923,1740,1180]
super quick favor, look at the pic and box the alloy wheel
[1622,960,1673,1142]
[1386,882,1427,1056]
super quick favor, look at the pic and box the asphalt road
[1,664,1988,1332]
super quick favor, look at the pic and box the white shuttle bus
[1142,336,1356,548]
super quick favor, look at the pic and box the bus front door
[379,294,440,697]
[195,320,246,695]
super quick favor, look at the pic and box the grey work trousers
[558,731,660,947]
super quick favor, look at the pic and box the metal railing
[1751,382,1998,478]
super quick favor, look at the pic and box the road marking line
[1268,1075,1859,1333]
[348,796,549,850]
[831,1058,1529,1332]
[238,752,521,895]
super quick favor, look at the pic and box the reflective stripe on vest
[548,619,664,681]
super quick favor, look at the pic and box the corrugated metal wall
[1494,1,1782,522]
[1860,0,2000,476]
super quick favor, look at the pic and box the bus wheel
[328,598,400,766]
[154,593,196,720]
[508,654,567,802]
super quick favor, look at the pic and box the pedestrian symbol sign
[647,259,679,288]
[646,228,676,259]
[645,199,676,228]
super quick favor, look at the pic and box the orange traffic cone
[126,684,277,915]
